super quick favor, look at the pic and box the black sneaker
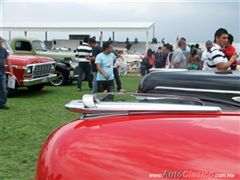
[0,105,10,110]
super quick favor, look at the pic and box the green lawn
[0,76,140,180]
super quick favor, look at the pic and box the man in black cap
[88,38,102,94]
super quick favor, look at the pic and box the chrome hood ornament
[65,94,222,116]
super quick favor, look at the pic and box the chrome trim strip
[5,65,20,68]
[232,97,240,103]
[155,86,240,95]
[65,94,222,114]
[23,74,57,86]
[150,68,188,72]
[26,62,56,67]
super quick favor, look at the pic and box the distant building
[69,34,90,41]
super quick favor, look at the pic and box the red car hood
[36,112,240,180]
[9,54,54,66]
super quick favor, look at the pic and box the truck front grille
[33,63,53,78]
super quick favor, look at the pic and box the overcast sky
[1,0,240,43]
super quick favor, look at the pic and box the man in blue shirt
[0,37,14,109]
[95,41,115,93]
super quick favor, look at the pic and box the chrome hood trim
[65,94,222,115]
[155,86,240,95]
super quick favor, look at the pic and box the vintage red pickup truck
[3,39,57,96]
[35,92,240,180]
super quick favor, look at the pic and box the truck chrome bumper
[69,70,79,79]
[23,74,57,86]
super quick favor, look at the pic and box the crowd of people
[77,27,238,94]
[0,28,238,109]
[74,27,239,93]
[140,28,238,76]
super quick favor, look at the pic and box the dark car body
[138,69,240,108]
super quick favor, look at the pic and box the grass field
[0,76,141,180]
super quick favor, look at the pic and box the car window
[15,41,32,51]
[32,40,47,51]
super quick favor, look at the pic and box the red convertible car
[35,93,240,180]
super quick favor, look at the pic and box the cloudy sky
[1,0,240,43]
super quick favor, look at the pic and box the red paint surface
[36,112,240,180]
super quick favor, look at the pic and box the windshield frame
[3,40,14,54]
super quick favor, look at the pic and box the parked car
[52,47,71,52]
[35,93,240,179]
[9,37,80,86]
[3,39,57,96]
[115,48,141,74]
[138,69,240,108]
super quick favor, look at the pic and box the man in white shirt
[201,40,213,70]
[203,28,237,71]
[75,38,92,90]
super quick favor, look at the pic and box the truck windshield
[33,40,47,51]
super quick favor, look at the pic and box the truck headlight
[50,64,56,72]
[51,64,55,70]
[26,66,33,74]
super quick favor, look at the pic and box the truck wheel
[27,84,45,91]
[49,70,65,86]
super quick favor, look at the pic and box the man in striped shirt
[75,38,92,90]
[203,28,237,71]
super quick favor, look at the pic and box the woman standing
[140,49,155,76]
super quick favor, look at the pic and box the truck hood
[36,51,75,61]
[9,54,54,66]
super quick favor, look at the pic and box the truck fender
[55,62,69,80]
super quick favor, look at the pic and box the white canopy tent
[1,22,155,51]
